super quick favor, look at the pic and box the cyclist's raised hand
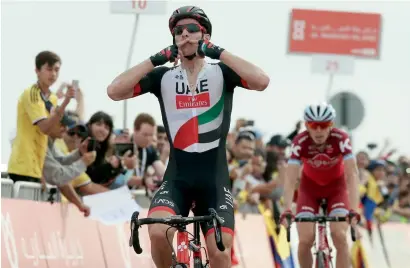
[150,45,179,67]
[189,39,225,60]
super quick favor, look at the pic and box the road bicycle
[285,199,357,268]
[129,208,225,268]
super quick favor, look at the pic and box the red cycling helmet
[169,6,212,36]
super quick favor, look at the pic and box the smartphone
[72,80,79,98]
[115,143,134,156]
[87,138,97,152]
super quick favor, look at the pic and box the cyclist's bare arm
[107,59,154,101]
[283,163,301,210]
[344,157,360,211]
[219,51,269,91]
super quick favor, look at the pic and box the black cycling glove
[150,45,178,67]
[197,40,225,60]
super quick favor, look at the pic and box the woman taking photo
[85,111,136,184]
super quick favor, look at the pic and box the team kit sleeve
[218,62,250,91]
[339,132,354,160]
[22,88,48,124]
[133,67,169,97]
[288,139,302,165]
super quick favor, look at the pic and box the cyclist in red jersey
[281,103,361,268]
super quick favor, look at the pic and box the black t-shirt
[135,145,159,176]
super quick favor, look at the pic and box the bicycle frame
[175,221,204,267]
[316,218,332,268]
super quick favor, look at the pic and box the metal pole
[123,14,140,129]
[325,73,334,103]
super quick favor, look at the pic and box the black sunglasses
[67,128,88,138]
[172,23,204,35]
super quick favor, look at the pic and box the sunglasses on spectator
[67,128,87,138]
[306,121,333,130]
[172,23,204,35]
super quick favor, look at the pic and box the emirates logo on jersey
[176,92,210,109]
[307,154,339,169]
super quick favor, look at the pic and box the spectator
[8,51,74,184]
[229,131,256,192]
[85,111,125,184]
[43,110,94,216]
[131,113,165,190]
[237,152,268,214]
[54,111,110,195]
[356,151,371,183]
[265,134,289,157]
[156,125,170,166]
[106,130,140,190]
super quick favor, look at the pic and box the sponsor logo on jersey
[154,198,175,207]
[326,144,334,154]
[176,93,210,109]
[306,153,339,169]
[175,79,210,109]
[339,139,352,153]
[291,144,302,157]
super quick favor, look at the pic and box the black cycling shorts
[148,149,235,237]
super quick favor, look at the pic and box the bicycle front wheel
[193,257,203,268]
[316,251,328,268]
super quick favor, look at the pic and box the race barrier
[1,199,273,268]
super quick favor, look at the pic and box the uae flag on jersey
[173,92,225,152]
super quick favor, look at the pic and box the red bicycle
[285,199,357,268]
[129,208,225,268]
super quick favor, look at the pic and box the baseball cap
[267,134,290,148]
[367,159,386,172]
[238,126,262,139]
[64,112,88,136]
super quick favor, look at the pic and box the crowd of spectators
[4,50,410,229]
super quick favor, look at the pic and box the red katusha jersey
[288,128,354,186]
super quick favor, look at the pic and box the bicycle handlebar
[129,208,225,254]
[285,215,356,242]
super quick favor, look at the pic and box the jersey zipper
[181,65,206,152]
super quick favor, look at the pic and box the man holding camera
[43,109,96,216]
[8,51,74,184]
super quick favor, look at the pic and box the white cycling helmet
[304,102,336,122]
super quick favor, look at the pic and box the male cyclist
[107,6,269,268]
[280,103,361,268]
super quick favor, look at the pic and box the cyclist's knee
[330,223,348,249]
[148,211,176,247]
[206,232,233,266]
[296,222,315,249]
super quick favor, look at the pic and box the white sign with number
[311,54,355,76]
[110,0,167,15]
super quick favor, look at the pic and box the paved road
[289,223,410,268]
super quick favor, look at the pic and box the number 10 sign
[110,0,167,15]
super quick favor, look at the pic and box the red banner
[1,199,272,268]
[288,9,382,58]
